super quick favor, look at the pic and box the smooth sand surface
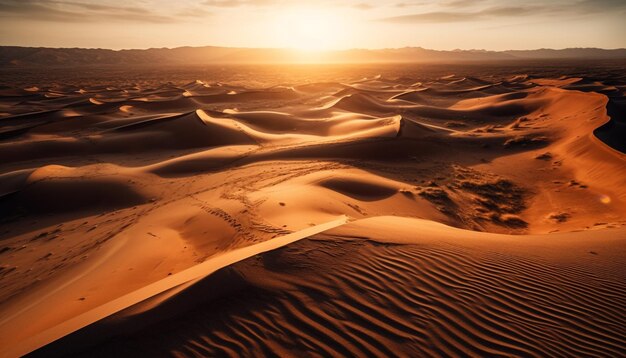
[0,65,625,357]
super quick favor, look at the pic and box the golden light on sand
[272,8,349,51]
[2,25,626,356]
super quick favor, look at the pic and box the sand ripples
[75,235,626,358]
[2,68,625,357]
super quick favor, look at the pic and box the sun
[272,8,347,51]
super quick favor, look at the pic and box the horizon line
[2,44,626,53]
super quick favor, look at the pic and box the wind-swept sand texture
[0,63,625,357]
[30,217,626,357]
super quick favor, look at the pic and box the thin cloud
[576,0,626,13]
[395,2,428,8]
[203,0,277,7]
[443,0,488,8]
[384,11,475,23]
[0,0,196,23]
[382,6,543,23]
[203,0,370,8]
[383,0,626,24]
[353,3,373,10]
[203,0,253,7]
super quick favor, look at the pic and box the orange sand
[0,68,624,357]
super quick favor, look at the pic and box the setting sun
[272,8,350,51]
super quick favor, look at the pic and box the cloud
[384,11,473,22]
[353,3,373,10]
[0,0,203,23]
[576,0,626,13]
[381,0,626,24]
[176,8,213,18]
[383,0,626,24]
[382,5,544,23]
[203,0,276,7]
[395,2,427,8]
[442,0,488,8]
[202,0,371,9]
[203,0,252,7]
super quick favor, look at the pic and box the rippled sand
[0,63,625,357]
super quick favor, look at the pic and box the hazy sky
[1,0,624,50]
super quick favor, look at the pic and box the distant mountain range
[1,46,625,67]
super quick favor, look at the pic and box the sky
[0,0,625,51]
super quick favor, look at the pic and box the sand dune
[27,217,626,357]
[0,64,625,357]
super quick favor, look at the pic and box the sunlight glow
[272,8,349,51]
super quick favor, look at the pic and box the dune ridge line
[7,215,348,358]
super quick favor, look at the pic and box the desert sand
[0,62,625,357]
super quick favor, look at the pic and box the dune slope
[28,217,626,358]
[0,65,625,357]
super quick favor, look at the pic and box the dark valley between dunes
[0,60,625,357]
